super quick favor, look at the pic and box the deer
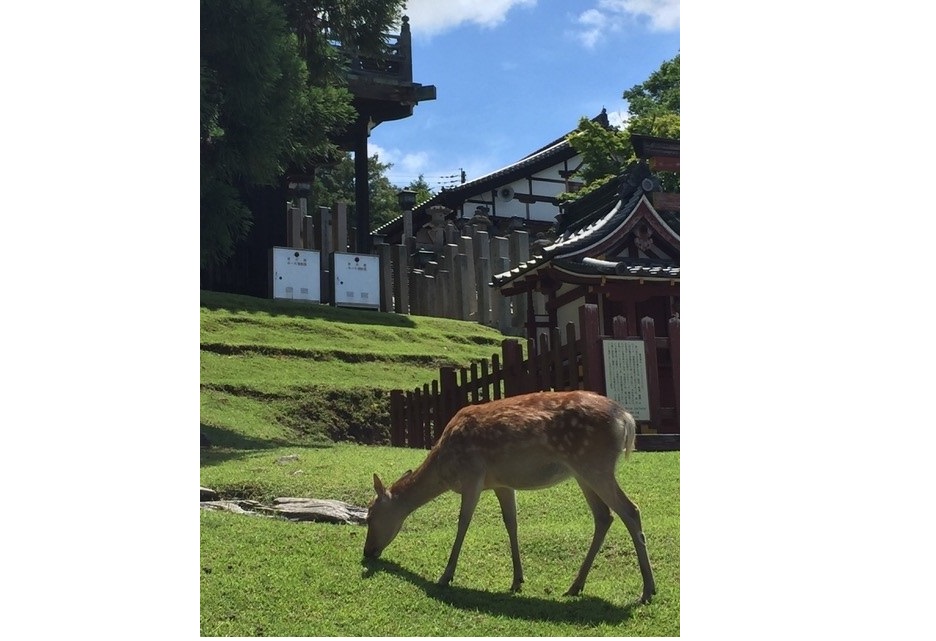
[363,390,656,603]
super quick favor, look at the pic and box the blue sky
[368,0,680,190]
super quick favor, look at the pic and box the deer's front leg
[494,487,524,591]
[438,478,484,587]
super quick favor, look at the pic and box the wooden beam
[651,191,680,211]
[649,156,680,172]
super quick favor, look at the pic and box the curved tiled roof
[559,257,680,280]
[491,162,680,289]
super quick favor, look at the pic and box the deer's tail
[616,407,637,459]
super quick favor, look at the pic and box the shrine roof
[492,162,680,290]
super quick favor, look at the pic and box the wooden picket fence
[388,303,680,451]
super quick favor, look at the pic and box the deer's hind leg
[577,466,656,603]
[565,478,613,596]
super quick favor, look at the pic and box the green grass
[200,290,679,636]
[200,290,512,445]
[201,444,679,637]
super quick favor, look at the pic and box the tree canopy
[200,0,404,267]
[563,53,680,200]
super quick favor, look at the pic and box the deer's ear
[373,473,388,498]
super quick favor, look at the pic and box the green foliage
[562,54,680,202]
[310,152,412,233]
[200,445,680,636]
[405,174,435,204]
[622,53,680,118]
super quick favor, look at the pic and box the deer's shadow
[361,558,638,625]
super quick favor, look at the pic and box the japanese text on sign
[603,340,650,421]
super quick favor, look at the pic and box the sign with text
[270,247,321,302]
[603,339,650,421]
[332,252,380,309]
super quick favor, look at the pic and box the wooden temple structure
[201,16,435,297]
[492,134,680,341]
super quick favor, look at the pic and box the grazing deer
[364,390,656,603]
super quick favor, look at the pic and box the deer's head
[363,473,406,559]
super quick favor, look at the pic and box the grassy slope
[200,290,510,445]
[199,290,679,636]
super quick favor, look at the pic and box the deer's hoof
[509,580,524,593]
[437,575,452,587]
[563,585,583,597]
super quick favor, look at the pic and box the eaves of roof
[557,257,680,280]
[372,139,576,236]
[491,164,680,289]
[372,110,612,237]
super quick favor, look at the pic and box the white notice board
[602,339,650,420]
[332,252,380,309]
[270,247,321,302]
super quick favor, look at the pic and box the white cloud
[571,0,679,49]
[369,142,435,186]
[607,109,630,129]
[402,0,537,38]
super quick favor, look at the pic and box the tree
[309,152,402,232]
[404,175,434,205]
[622,54,679,119]
[200,0,404,267]
[562,54,680,200]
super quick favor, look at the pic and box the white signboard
[270,247,321,302]
[603,339,651,421]
[333,252,380,309]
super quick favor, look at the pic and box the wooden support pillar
[353,117,370,254]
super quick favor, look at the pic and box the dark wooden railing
[388,303,680,450]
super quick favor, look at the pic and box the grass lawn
[200,290,679,636]
[200,444,679,637]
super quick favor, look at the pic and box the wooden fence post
[641,316,662,431]
[491,353,502,400]
[579,303,603,393]
[669,315,680,424]
[389,390,404,446]
[422,383,432,448]
[439,367,459,438]
[405,390,418,448]
[502,339,524,397]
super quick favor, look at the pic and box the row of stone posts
[285,200,540,333]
